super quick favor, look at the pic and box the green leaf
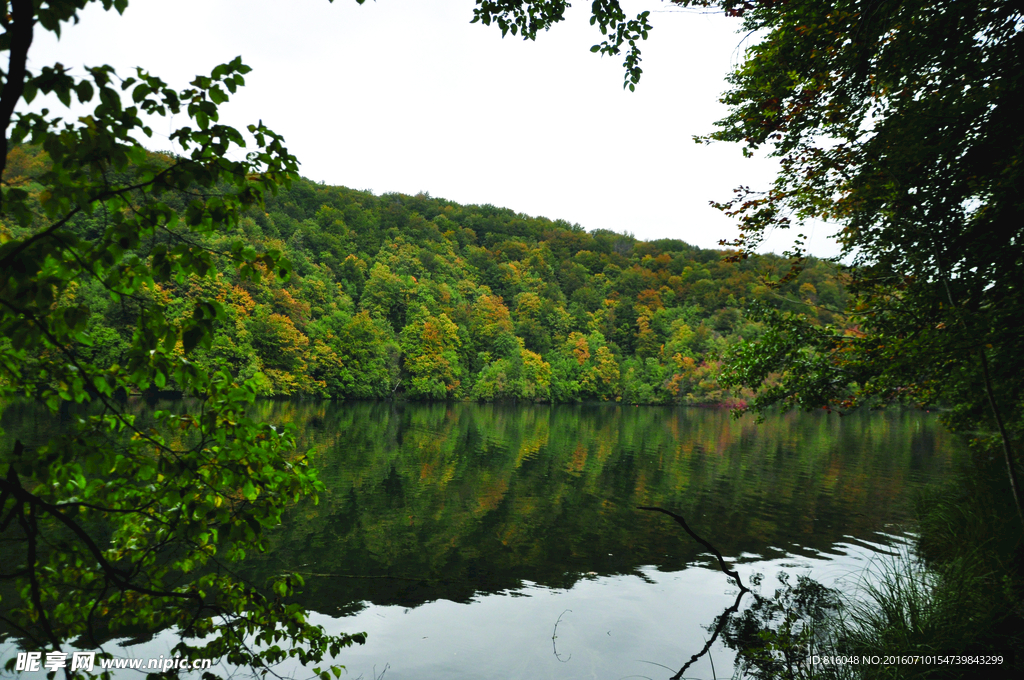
[182,326,204,353]
[76,80,94,103]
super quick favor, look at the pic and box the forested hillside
[4,145,846,404]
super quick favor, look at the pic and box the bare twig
[669,590,744,680]
[637,506,754,680]
[552,609,572,663]
[637,506,748,593]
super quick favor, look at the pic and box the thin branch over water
[637,506,753,679]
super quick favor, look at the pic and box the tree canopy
[695,0,1024,520]
[1,1,362,676]
[6,145,849,408]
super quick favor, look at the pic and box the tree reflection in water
[0,401,957,677]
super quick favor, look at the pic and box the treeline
[4,146,847,404]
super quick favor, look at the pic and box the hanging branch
[978,350,1024,526]
[932,243,1024,526]
[638,505,754,680]
[671,588,746,680]
[638,506,749,593]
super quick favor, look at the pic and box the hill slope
[4,146,847,404]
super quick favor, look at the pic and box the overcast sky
[26,0,840,257]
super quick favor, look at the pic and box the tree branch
[638,506,748,593]
[0,166,184,272]
[672,587,746,680]
[638,505,754,680]
[932,241,1024,526]
[0,466,203,604]
[0,0,35,188]
[979,349,1024,527]
[20,501,61,649]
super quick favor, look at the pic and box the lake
[1,402,958,679]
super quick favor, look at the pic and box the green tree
[247,309,314,395]
[399,310,464,399]
[579,333,621,400]
[360,261,407,329]
[0,0,362,675]
[471,333,551,402]
[694,0,1024,521]
[335,310,401,398]
[469,293,515,352]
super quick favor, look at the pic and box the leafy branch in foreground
[1,1,362,676]
[471,0,653,90]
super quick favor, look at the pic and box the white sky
[26,0,840,257]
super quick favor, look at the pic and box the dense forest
[4,2,1021,677]
[4,145,846,406]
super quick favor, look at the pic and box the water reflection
[232,403,954,616]
[0,401,958,679]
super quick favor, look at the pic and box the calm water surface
[3,402,958,679]
[246,402,954,680]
